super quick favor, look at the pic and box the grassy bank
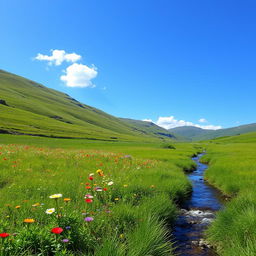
[0,135,198,255]
[202,136,256,256]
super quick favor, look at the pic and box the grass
[0,135,199,255]
[201,134,256,256]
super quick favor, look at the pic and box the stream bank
[172,154,225,256]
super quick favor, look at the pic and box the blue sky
[1,0,256,129]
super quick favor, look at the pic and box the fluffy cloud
[198,118,207,123]
[142,119,153,122]
[143,116,221,130]
[35,49,81,66]
[60,63,97,88]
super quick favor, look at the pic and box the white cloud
[143,116,222,130]
[60,63,97,88]
[199,118,207,123]
[35,49,81,66]
[143,119,153,122]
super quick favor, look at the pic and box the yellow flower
[120,234,124,239]
[49,194,62,199]
[15,205,21,209]
[32,203,40,207]
[23,218,35,223]
[96,169,104,176]
[123,184,128,187]
[64,198,71,202]
[114,198,119,201]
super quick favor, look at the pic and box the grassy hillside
[120,118,185,141]
[169,123,256,141]
[0,70,172,142]
[201,132,256,255]
[169,126,213,140]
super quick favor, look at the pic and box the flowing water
[172,154,225,256]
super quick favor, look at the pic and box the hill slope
[169,123,256,141]
[119,118,185,140]
[168,126,214,140]
[0,70,172,141]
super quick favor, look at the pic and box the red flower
[86,186,91,189]
[85,198,93,203]
[85,182,90,185]
[89,176,93,181]
[103,188,107,191]
[0,233,10,238]
[51,227,63,234]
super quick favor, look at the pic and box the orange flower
[15,205,21,209]
[23,218,35,223]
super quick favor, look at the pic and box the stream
[172,153,225,256]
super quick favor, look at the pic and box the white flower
[107,181,114,186]
[45,208,55,214]
[89,173,94,176]
[84,194,94,199]
[49,194,62,199]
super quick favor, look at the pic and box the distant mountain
[0,70,172,142]
[119,118,184,140]
[168,126,214,140]
[169,123,256,141]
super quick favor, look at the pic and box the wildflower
[96,169,104,176]
[86,186,91,189]
[49,194,62,199]
[0,233,10,238]
[45,208,55,214]
[103,188,107,191]
[89,176,94,181]
[114,198,119,201]
[51,227,63,234]
[107,181,114,186]
[65,226,71,230]
[85,194,93,199]
[120,234,124,239]
[62,238,69,243]
[84,217,94,222]
[150,185,155,188]
[85,198,93,203]
[123,184,128,187]
[64,198,71,202]
[89,173,94,176]
[15,205,21,209]
[23,218,35,223]
[32,203,41,207]
[95,187,103,192]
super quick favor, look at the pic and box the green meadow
[201,133,256,256]
[1,71,256,256]
[0,134,199,255]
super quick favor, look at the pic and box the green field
[201,133,256,256]
[0,135,200,255]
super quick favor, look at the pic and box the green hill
[169,123,256,141]
[0,70,173,142]
[168,126,214,140]
[119,118,185,140]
